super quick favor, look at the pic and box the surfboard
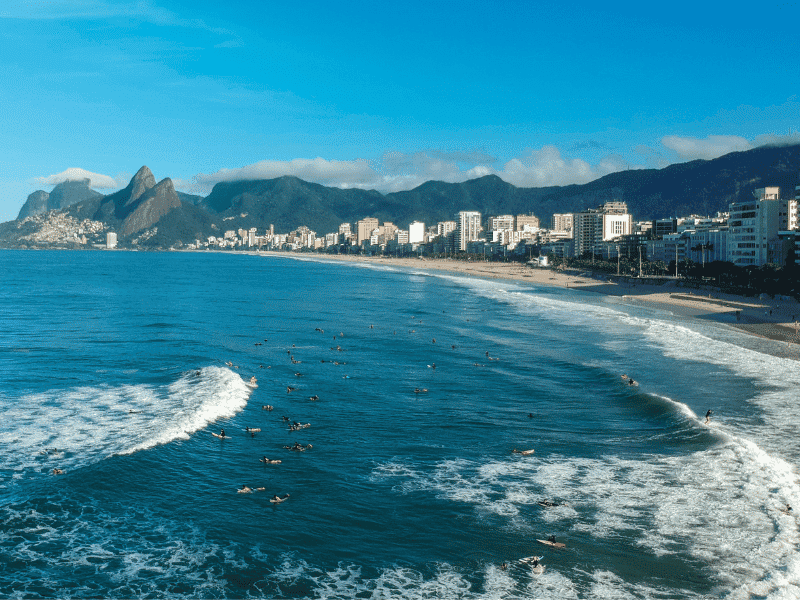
[245,428,261,433]
[211,433,228,439]
[537,539,565,548]
[270,495,290,504]
[260,458,281,464]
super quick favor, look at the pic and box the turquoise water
[1,249,799,598]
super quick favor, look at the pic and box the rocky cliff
[17,179,102,220]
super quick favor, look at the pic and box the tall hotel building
[457,211,482,251]
[727,187,781,267]
[356,217,379,245]
[571,202,632,257]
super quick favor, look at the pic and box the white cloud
[195,158,381,189]
[753,132,800,147]
[498,146,638,188]
[190,147,639,195]
[30,168,124,189]
[661,135,752,160]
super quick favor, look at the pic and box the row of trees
[543,252,800,299]
[313,242,800,299]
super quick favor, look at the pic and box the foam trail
[0,366,250,483]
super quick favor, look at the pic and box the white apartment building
[106,232,117,249]
[437,221,457,237]
[408,221,425,244]
[488,215,514,232]
[572,202,632,257]
[551,213,573,235]
[727,187,782,267]
[457,211,482,251]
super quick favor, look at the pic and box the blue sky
[1,0,799,222]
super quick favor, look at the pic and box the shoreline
[262,251,800,349]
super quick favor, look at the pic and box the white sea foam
[372,436,800,598]
[0,500,229,598]
[0,366,251,482]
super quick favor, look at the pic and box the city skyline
[1,0,799,223]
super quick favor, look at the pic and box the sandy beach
[266,252,800,349]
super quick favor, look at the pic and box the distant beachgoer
[501,562,507,571]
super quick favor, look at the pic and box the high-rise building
[408,221,425,244]
[727,187,782,266]
[457,211,482,251]
[571,202,632,257]
[357,218,379,245]
[488,215,514,232]
[106,232,117,249]
[516,214,540,231]
[437,221,457,237]
[551,214,573,235]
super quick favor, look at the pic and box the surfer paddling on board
[705,410,712,424]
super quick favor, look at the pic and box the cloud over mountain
[195,158,379,189]
[29,168,125,189]
[191,147,634,194]
[661,135,753,160]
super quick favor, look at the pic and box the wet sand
[265,252,800,347]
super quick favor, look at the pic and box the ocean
[1,249,798,599]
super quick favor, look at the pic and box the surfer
[547,534,556,544]
[52,468,64,475]
[705,409,712,424]
[528,413,534,419]
[219,429,226,438]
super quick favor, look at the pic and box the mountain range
[3,143,800,249]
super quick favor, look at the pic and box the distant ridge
[3,143,800,248]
